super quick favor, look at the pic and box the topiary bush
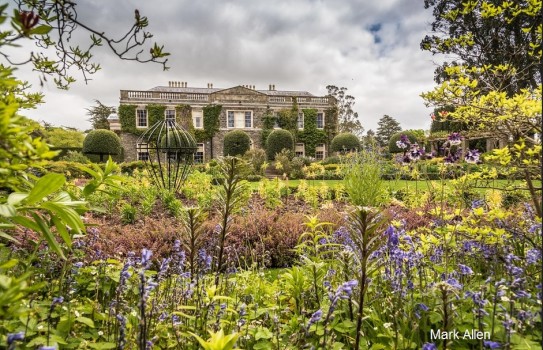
[223,130,251,156]
[266,129,294,160]
[331,132,360,153]
[83,130,122,162]
[388,131,419,153]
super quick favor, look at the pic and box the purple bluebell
[483,340,501,348]
[526,249,541,265]
[7,332,25,347]
[422,343,437,350]
[116,314,127,349]
[38,347,57,350]
[458,264,474,275]
[306,309,322,330]
[141,248,152,268]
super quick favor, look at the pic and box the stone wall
[120,133,140,162]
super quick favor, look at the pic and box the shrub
[243,148,267,175]
[120,203,137,224]
[42,161,90,178]
[321,155,341,165]
[388,131,419,153]
[59,150,88,163]
[274,148,293,175]
[266,129,294,160]
[223,130,251,156]
[82,130,121,161]
[331,132,360,153]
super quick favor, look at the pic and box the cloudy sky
[12,0,443,133]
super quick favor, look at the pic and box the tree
[43,126,85,148]
[87,100,116,130]
[0,2,169,88]
[375,115,402,147]
[421,0,541,211]
[326,85,364,137]
[421,0,540,94]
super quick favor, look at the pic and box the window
[136,109,148,128]
[227,110,252,128]
[165,109,176,124]
[297,112,304,129]
[245,111,252,128]
[316,112,324,129]
[194,143,205,163]
[137,143,150,161]
[192,110,203,129]
[315,143,326,160]
[227,111,235,128]
[295,143,305,157]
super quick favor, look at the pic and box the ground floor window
[194,143,205,163]
[137,143,150,161]
[315,143,326,160]
[295,143,305,157]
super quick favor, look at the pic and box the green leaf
[0,204,16,217]
[11,215,41,232]
[52,216,72,247]
[31,212,65,259]
[25,173,66,204]
[76,316,95,328]
[87,342,116,349]
[30,24,52,35]
[0,259,18,269]
[255,327,273,340]
[7,192,27,205]
[0,231,18,243]
[253,340,273,350]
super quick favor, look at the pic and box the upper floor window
[136,109,148,128]
[192,110,203,129]
[316,112,324,129]
[297,112,304,129]
[165,109,176,124]
[227,110,253,128]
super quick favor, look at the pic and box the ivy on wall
[117,104,165,136]
[202,104,222,158]
[261,106,275,146]
[175,104,192,130]
[298,108,327,157]
[118,104,137,134]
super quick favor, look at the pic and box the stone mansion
[109,82,337,162]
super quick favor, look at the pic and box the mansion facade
[109,82,337,162]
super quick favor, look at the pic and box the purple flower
[447,132,463,146]
[141,248,153,268]
[446,278,462,289]
[422,343,437,350]
[73,262,84,268]
[38,347,57,350]
[307,309,322,330]
[483,340,501,348]
[458,264,474,275]
[526,249,541,265]
[465,149,481,163]
[409,144,424,161]
[396,134,410,149]
[7,332,25,345]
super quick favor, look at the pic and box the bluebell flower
[7,331,25,346]
[306,309,322,330]
[38,347,57,350]
[446,278,462,290]
[141,248,153,268]
[458,264,474,275]
[526,249,541,265]
[422,343,437,350]
[73,262,84,268]
[483,340,501,348]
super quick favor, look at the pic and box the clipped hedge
[223,130,251,156]
[331,132,360,153]
[266,129,294,160]
[83,130,122,162]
